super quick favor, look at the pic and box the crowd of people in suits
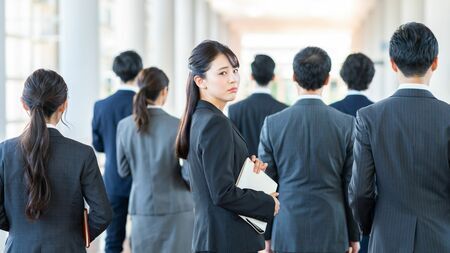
[0,21,449,253]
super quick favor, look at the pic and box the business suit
[349,88,450,253]
[116,107,194,253]
[259,98,360,253]
[330,93,373,117]
[92,88,134,253]
[329,92,373,253]
[188,100,275,253]
[228,92,287,156]
[0,128,112,253]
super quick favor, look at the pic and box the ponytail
[20,69,68,220]
[176,73,200,159]
[133,89,150,133]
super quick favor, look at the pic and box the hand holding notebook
[236,158,278,234]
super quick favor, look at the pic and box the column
[401,0,424,23]
[219,19,229,45]
[0,0,5,141]
[209,11,220,41]
[115,0,146,60]
[425,0,450,102]
[174,0,194,116]
[383,0,401,95]
[59,0,99,143]
[195,0,210,44]
[148,0,175,113]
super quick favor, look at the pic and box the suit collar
[392,88,435,99]
[293,98,326,107]
[48,128,63,137]
[196,100,224,114]
[147,107,168,116]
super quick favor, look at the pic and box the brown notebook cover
[83,208,90,248]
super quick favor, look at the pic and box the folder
[83,208,90,248]
[236,158,278,234]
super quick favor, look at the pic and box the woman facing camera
[0,69,112,252]
[176,40,280,253]
[116,67,194,253]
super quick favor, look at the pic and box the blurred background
[0,0,449,252]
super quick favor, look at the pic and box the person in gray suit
[0,69,112,252]
[116,67,194,253]
[259,47,360,253]
[349,22,450,253]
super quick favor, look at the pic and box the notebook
[83,208,90,248]
[236,158,278,234]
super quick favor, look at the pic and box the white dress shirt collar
[118,84,138,93]
[147,105,163,109]
[347,90,364,96]
[46,123,57,129]
[398,83,430,91]
[252,87,271,95]
[296,94,322,102]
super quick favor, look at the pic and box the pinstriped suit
[349,88,450,253]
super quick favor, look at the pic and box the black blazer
[259,99,360,253]
[228,93,287,155]
[188,100,275,253]
[0,128,112,253]
[349,89,450,253]
[92,89,134,197]
[330,94,373,117]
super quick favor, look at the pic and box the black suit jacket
[0,129,112,253]
[259,99,360,253]
[349,89,450,253]
[228,93,287,155]
[188,100,275,253]
[330,94,373,117]
[92,89,134,197]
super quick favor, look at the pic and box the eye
[219,71,227,76]
[233,68,239,74]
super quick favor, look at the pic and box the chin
[225,94,237,101]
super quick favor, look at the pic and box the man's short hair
[389,22,438,77]
[293,47,331,90]
[340,53,375,91]
[251,54,275,86]
[112,50,143,83]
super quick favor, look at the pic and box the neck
[46,115,60,126]
[397,71,431,85]
[297,86,323,96]
[200,95,226,111]
[123,80,136,87]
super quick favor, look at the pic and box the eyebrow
[217,66,229,71]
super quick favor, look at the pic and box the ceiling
[208,0,377,32]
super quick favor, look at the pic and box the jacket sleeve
[343,118,361,242]
[116,121,130,178]
[349,112,377,236]
[92,103,104,152]
[0,144,9,231]
[200,114,275,222]
[81,149,113,241]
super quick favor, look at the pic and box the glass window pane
[5,80,27,122]
[5,37,32,78]
[6,122,27,139]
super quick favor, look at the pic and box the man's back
[259,98,359,253]
[350,88,450,253]
[330,94,373,117]
[228,93,287,155]
[92,89,135,197]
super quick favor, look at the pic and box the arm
[201,115,275,221]
[343,119,361,242]
[82,149,113,241]
[92,103,104,152]
[258,117,278,240]
[0,145,9,231]
[116,122,130,178]
[180,159,191,190]
[348,112,377,235]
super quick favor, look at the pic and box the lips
[228,88,238,93]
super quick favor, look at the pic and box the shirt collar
[398,83,430,91]
[46,123,57,129]
[347,90,364,96]
[118,84,138,92]
[296,94,322,102]
[252,87,271,95]
[147,105,163,109]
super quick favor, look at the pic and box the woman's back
[0,128,112,253]
[117,108,193,215]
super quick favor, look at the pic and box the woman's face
[197,53,240,106]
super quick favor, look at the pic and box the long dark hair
[20,69,68,220]
[133,67,169,133]
[175,40,239,159]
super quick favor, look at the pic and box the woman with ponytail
[175,40,280,253]
[0,69,112,252]
[116,67,193,253]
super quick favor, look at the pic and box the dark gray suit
[0,128,112,253]
[259,98,360,253]
[349,88,450,253]
[116,108,194,253]
[188,100,275,253]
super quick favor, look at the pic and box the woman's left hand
[250,155,268,174]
